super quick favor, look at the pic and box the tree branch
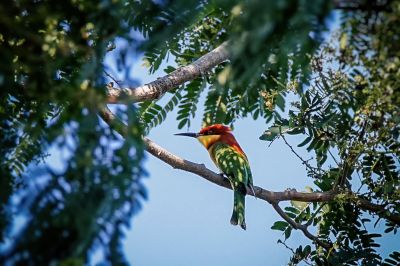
[271,202,332,250]
[354,197,400,225]
[144,132,340,203]
[107,42,229,104]
[105,1,391,105]
[144,137,400,225]
[98,106,400,226]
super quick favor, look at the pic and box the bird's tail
[230,189,246,230]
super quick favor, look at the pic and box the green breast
[209,142,252,185]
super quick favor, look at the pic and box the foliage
[0,0,399,265]
[0,0,146,264]
[263,2,400,264]
[140,0,331,126]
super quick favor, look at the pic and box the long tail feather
[230,190,246,230]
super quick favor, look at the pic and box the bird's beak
[174,132,200,138]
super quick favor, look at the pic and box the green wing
[210,142,253,229]
[210,142,253,188]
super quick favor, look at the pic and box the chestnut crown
[199,124,232,135]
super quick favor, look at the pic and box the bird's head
[175,124,232,148]
[174,124,232,138]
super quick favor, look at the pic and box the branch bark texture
[107,42,229,104]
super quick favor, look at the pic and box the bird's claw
[218,172,228,179]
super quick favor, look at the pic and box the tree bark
[107,42,229,104]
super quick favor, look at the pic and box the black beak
[174,132,199,138]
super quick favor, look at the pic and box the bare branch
[98,105,128,136]
[280,134,320,176]
[107,42,229,104]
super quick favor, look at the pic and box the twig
[277,240,313,266]
[280,134,320,176]
[104,70,123,88]
[305,203,326,227]
[328,149,340,166]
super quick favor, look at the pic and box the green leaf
[291,200,308,210]
[303,245,311,256]
[178,118,189,129]
[285,206,300,214]
[284,227,292,240]
[298,136,312,147]
[340,33,347,50]
[259,125,289,141]
[271,221,289,231]
[287,127,304,135]
[275,93,285,111]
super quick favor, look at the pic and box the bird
[175,124,253,230]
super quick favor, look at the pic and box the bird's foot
[218,172,228,179]
[249,184,257,198]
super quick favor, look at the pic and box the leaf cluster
[0,1,147,264]
[265,2,400,264]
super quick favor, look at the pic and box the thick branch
[105,1,391,105]
[107,42,229,103]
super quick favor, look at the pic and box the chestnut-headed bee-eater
[175,124,253,230]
